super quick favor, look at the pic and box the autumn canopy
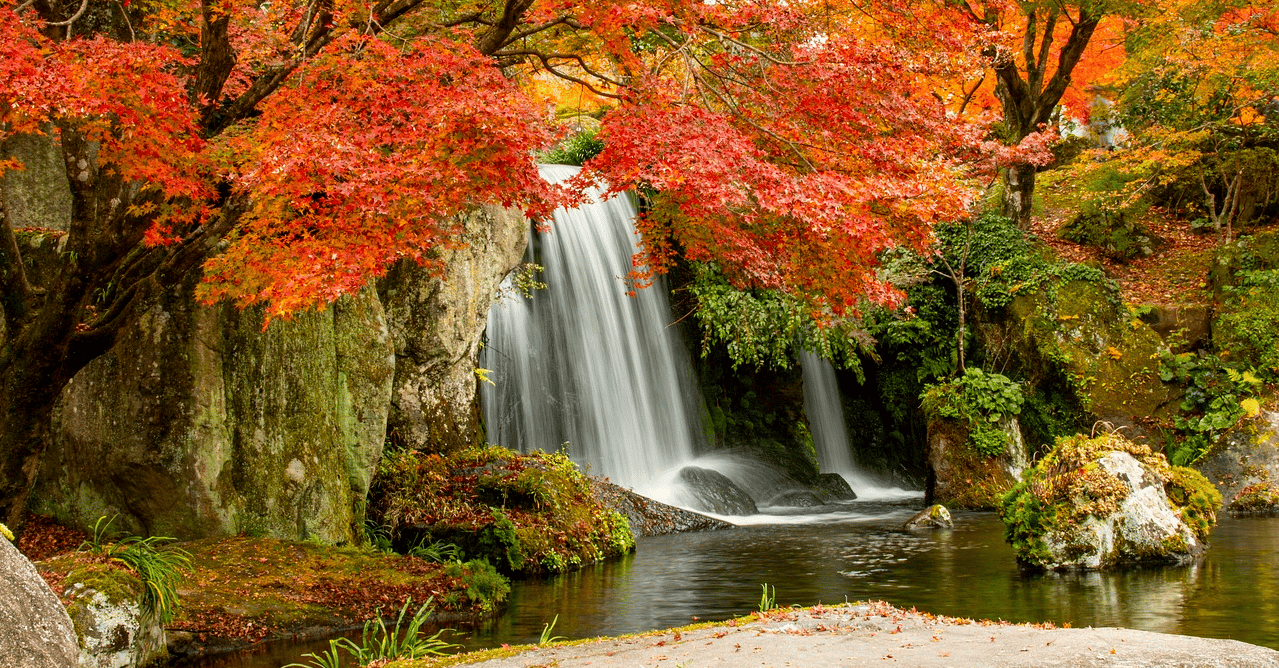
[15,0,1246,530]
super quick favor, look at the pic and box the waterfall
[800,351,921,501]
[479,165,704,493]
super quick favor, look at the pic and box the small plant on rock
[921,367,1025,457]
[77,515,191,624]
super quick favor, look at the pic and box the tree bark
[1003,162,1037,230]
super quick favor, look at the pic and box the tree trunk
[1003,162,1037,229]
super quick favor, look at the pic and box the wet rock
[1001,433,1220,570]
[674,466,758,516]
[591,480,732,537]
[813,473,857,502]
[765,490,825,508]
[0,534,77,668]
[904,504,953,529]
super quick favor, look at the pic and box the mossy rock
[368,446,635,578]
[1008,279,1178,435]
[1195,409,1279,509]
[999,433,1220,571]
[1228,482,1279,514]
[925,416,1027,510]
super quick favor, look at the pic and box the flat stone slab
[456,602,1279,667]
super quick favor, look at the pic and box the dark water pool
[184,503,1279,666]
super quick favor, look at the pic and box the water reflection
[187,510,1279,667]
[459,510,1279,651]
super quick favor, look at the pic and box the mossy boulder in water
[1000,433,1220,570]
[904,504,953,529]
[673,466,760,515]
[368,446,635,577]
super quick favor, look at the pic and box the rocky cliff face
[379,206,529,454]
[22,208,526,542]
[34,279,396,543]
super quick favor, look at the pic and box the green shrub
[541,128,605,166]
[1159,350,1263,465]
[1216,269,1279,377]
[921,367,1024,457]
[77,516,191,624]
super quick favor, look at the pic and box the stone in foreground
[0,533,78,668]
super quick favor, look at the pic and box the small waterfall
[800,351,921,501]
[480,165,704,492]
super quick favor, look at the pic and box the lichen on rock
[60,563,168,668]
[1000,432,1220,570]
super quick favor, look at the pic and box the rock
[764,490,825,508]
[1000,433,1220,570]
[673,466,759,516]
[927,415,1028,509]
[61,564,167,668]
[378,205,528,453]
[0,534,78,668]
[28,204,525,543]
[1196,410,1279,514]
[904,504,953,529]
[813,473,857,502]
[1139,304,1209,353]
[591,480,732,537]
[978,278,1179,443]
[33,280,394,543]
[1,131,73,232]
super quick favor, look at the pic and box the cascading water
[800,351,922,501]
[479,164,705,494]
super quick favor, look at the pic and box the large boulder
[0,532,78,668]
[26,202,527,542]
[1000,433,1220,570]
[1195,410,1279,514]
[378,205,528,453]
[33,279,394,543]
[979,278,1179,442]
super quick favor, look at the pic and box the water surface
[186,506,1279,666]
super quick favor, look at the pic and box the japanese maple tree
[0,0,992,533]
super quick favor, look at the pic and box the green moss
[64,562,145,606]
[368,446,635,578]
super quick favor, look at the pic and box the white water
[480,165,705,492]
[800,351,922,502]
